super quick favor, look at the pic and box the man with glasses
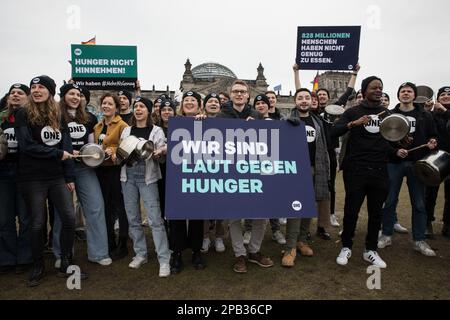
[217,80,273,273]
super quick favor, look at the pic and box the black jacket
[217,101,263,120]
[331,100,397,168]
[432,107,450,153]
[389,103,437,162]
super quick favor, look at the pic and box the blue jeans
[0,163,32,266]
[382,162,427,241]
[121,163,170,265]
[53,164,109,261]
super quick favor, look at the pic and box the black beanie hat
[59,83,81,98]
[133,96,153,113]
[159,98,176,114]
[30,75,56,96]
[9,83,30,95]
[361,76,383,98]
[397,82,417,99]
[182,91,202,106]
[204,93,220,106]
[253,94,271,108]
[437,86,450,100]
[80,86,91,105]
[118,90,132,104]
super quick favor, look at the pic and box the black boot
[111,236,129,260]
[316,227,331,240]
[192,251,206,270]
[58,255,88,280]
[170,251,183,274]
[27,259,45,287]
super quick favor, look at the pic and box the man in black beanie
[118,90,133,124]
[332,76,407,269]
[378,82,437,256]
[425,86,450,238]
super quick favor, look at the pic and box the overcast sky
[1,0,448,103]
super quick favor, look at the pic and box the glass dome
[191,62,237,79]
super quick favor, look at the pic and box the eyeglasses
[231,90,248,95]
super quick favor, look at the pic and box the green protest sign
[71,44,137,90]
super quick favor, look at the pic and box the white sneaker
[128,256,148,269]
[377,235,392,249]
[215,238,225,253]
[272,230,286,245]
[159,263,170,277]
[336,247,352,266]
[201,238,211,253]
[54,259,61,269]
[363,250,387,268]
[394,223,408,234]
[97,258,112,266]
[243,231,251,245]
[413,241,436,257]
[330,214,340,227]
[279,218,287,225]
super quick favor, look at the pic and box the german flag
[81,36,96,45]
[312,71,320,92]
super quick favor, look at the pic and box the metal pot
[136,139,154,160]
[0,128,7,160]
[78,143,107,168]
[380,114,410,142]
[322,104,345,124]
[414,86,434,104]
[413,150,450,186]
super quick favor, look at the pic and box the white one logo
[68,122,86,140]
[292,201,302,211]
[74,48,82,56]
[4,128,18,151]
[364,115,381,134]
[406,116,416,133]
[32,78,40,84]
[98,133,106,146]
[305,125,316,143]
[348,65,353,70]
[13,83,21,88]
[41,126,62,146]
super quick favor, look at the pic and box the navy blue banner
[165,117,317,220]
[296,26,361,70]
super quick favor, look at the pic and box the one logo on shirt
[3,128,18,152]
[98,134,106,146]
[364,115,381,134]
[40,126,62,146]
[305,125,316,143]
[68,122,87,140]
[406,116,416,133]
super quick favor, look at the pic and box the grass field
[1,172,449,300]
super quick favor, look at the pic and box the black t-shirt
[67,113,97,151]
[130,126,152,139]
[14,108,73,182]
[120,112,133,125]
[301,115,317,166]
[1,113,18,162]
[396,108,419,140]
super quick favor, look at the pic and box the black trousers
[96,166,128,247]
[18,178,75,262]
[169,220,203,252]
[425,180,450,225]
[329,150,337,216]
[341,165,389,251]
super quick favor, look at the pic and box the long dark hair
[60,91,88,125]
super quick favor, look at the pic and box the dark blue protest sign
[165,117,317,220]
[296,26,361,70]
